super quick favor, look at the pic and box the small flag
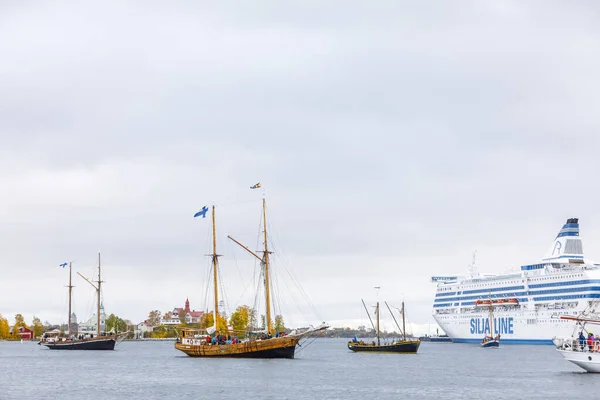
[194,206,209,218]
[250,183,261,189]
[60,262,68,268]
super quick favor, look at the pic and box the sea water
[1,338,599,399]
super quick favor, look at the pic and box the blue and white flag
[194,206,209,218]
[60,262,68,268]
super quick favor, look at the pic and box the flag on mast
[250,183,261,189]
[60,262,68,268]
[193,206,209,218]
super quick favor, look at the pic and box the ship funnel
[542,218,584,263]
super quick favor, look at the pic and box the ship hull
[347,340,420,353]
[556,349,600,373]
[41,337,116,350]
[174,336,299,358]
[432,268,600,344]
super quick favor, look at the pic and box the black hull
[185,345,296,359]
[348,341,420,353]
[42,338,116,350]
[481,341,500,348]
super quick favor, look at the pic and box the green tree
[147,310,162,326]
[31,316,44,339]
[229,305,251,334]
[105,314,127,333]
[0,314,9,339]
[274,315,285,333]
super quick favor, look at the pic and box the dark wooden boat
[41,334,117,350]
[348,296,420,354]
[348,339,420,353]
[39,255,125,351]
[480,297,500,348]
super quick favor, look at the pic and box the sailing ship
[553,303,600,372]
[480,299,500,348]
[39,254,124,350]
[174,199,328,358]
[347,298,421,353]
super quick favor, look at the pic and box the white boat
[553,315,600,372]
[431,218,600,344]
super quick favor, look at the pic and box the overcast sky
[1,1,600,335]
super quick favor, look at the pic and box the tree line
[0,313,44,340]
[145,306,285,339]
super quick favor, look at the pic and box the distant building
[162,298,203,325]
[10,326,33,340]
[135,321,154,339]
[69,312,79,334]
[79,302,107,333]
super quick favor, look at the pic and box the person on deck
[579,331,586,351]
[588,332,595,351]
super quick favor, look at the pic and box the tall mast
[402,301,406,341]
[489,305,494,337]
[262,198,272,334]
[211,206,219,333]
[376,301,380,346]
[67,262,73,335]
[97,253,101,336]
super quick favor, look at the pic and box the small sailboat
[348,298,420,353]
[480,300,500,348]
[39,254,126,350]
[175,199,328,358]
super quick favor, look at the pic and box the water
[1,338,599,399]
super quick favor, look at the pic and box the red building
[12,326,33,340]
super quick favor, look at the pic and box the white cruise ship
[431,218,600,344]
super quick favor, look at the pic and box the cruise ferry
[431,218,600,344]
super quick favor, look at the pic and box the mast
[226,198,272,334]
[262,198,272,334]
[489,305,494,337]
[211,205,219,333]
[402,301,406,341]
[67,262,73,335]
[97,253,101,336]
[376,301,380,346]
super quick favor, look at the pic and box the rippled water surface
[1,338,599,399]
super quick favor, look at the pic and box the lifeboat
[474,298,519,307]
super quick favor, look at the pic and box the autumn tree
[229,305,252,335]
[0,314,9,339]
[31,316,44,338]
[105,314,127,333]
[164,311,173,319]
[274,315,285,333]
[147,310,162,326]
[200,312,228,335]
[14,314,27,330]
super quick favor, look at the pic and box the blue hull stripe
[450,338,553,345]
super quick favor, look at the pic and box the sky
[1,1,600,336]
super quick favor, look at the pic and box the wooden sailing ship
[347,298,420,353]
[175,199,327,358]
[480,299,500,348]
[39,254,124,350]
